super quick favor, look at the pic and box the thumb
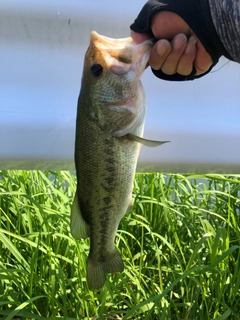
[131,31,152,44]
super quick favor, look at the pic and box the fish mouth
[91,31,137,49]
[91,31,153,75]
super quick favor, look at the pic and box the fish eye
[90,64,103,77]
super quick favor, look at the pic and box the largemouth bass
[71,31,168,291]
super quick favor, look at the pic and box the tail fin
[70,192,90,239]
[87,248,124,291]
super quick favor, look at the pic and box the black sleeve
[130,0,233,81]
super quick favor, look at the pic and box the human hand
[131,11,213,77]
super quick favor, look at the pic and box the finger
[194,39,213,75]
[149,39,171,70]
[176,35,197,75]
[130,31,151,44]
[161,33,188,75]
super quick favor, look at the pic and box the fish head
[80,31,153,136]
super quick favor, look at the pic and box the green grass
[0,170,240,319]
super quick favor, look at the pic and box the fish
[70,31,169,291]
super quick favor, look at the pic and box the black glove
[130,0,232,81]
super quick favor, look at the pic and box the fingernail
[157,40,170,56]
[173,34,187,50]
[189,35,197,43]
[185,35,197,54]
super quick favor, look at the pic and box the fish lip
[140,46,152,70]
[91,30,154,49]
[91,31,136,48]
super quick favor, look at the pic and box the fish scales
[70,31,168,291]
[75,108,139,290]
[76,105,139,233]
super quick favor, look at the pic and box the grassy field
[0,170,240,320]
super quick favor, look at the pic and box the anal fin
[70,192,90,239]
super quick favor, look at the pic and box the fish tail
[87,249,124,291]
[70,192,90,239]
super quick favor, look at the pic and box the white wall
[1,0,240,172]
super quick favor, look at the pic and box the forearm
[209,0,240,63]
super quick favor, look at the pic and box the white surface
[1,0,240,172]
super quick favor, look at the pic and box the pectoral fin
[71,192,90,239]
[126,133,170,147]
